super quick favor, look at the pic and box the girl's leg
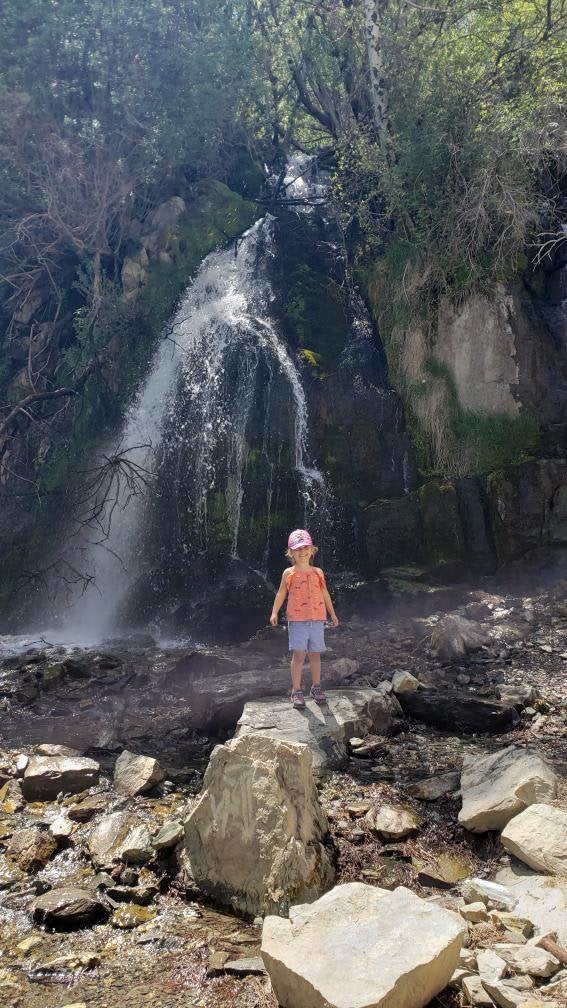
[308,651,321,686]
[291,650,306,692]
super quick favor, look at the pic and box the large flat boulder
[173,659,360,731]
[184,734,334,917]
[22,755,100,801]
[458,747,558,832]
[261,882,467,1008]
[235,689,398,773]
[501,804,567,875]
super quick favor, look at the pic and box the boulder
[494,944,561,978]
[235,689,398,773]
[31,887,109,928]
[88,812,146,868]
[36,744,81,757]
[152,820,184,850]
[430,615,492,661]
[461,903,491,924]
[476,948,507,982]
[508,876,567,947]
[261,882,466,1008]
[392,670,420,694]
[461,878,516,910]
[482,979,531,1008]
[6,826,58,871]
[501,805,567,875]
[462,975,495,1006]
[145,195,186,233]
[365,804,421,840]
[117,825,153,864]
[496,685,536,708]
[407,771,460,801]
[171,656,360,732]
[184,734,334,917]
[49,815,73,841]
[458,747,558,832]
[22,756,100,801]
[68,794,108,822]
[113,750,165,796]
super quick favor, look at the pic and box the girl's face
[291,545,314,563]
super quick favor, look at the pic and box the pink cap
[288,529,313,550]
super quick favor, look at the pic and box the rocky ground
[0,553,566,1008]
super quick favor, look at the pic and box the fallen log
[398,690,518,734]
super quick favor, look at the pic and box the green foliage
[454,412,541,474]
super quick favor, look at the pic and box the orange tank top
[286,567,327,622]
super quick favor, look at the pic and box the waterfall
[62,213,326,641]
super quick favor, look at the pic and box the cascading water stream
[62,212,326,640]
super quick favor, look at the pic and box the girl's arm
[270,569,291,626]
[319,569,339,626]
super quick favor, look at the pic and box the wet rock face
[361,460,567,576]
[261,882,467,1008]
[184,734,335,917]
[124,553,274,645]
[487,459,567,562]
[22,756,100,801]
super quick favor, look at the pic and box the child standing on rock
[269,529,339,709]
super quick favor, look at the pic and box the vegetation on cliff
[0,0,565,588]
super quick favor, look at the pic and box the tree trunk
[364,0,394,160]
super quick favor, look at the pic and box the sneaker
[310,683,327,704]
[291,689,306,709]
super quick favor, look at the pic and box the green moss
[454,411,541,473]
[206,491,232,554]
[389,352,541,478]
[298,348,322,371]
[282,264,349,372]
[237,509,286,559]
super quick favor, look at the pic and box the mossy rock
[281,264,349,372]
[361,495,424,575]
[226,149,266,200]
[418,479,465,569]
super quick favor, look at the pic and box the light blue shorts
[288,620,326,653]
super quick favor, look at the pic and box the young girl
[270,529,339,709]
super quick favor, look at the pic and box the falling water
[62,213,325,639]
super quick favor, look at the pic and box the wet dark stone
[31,887,110,928]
